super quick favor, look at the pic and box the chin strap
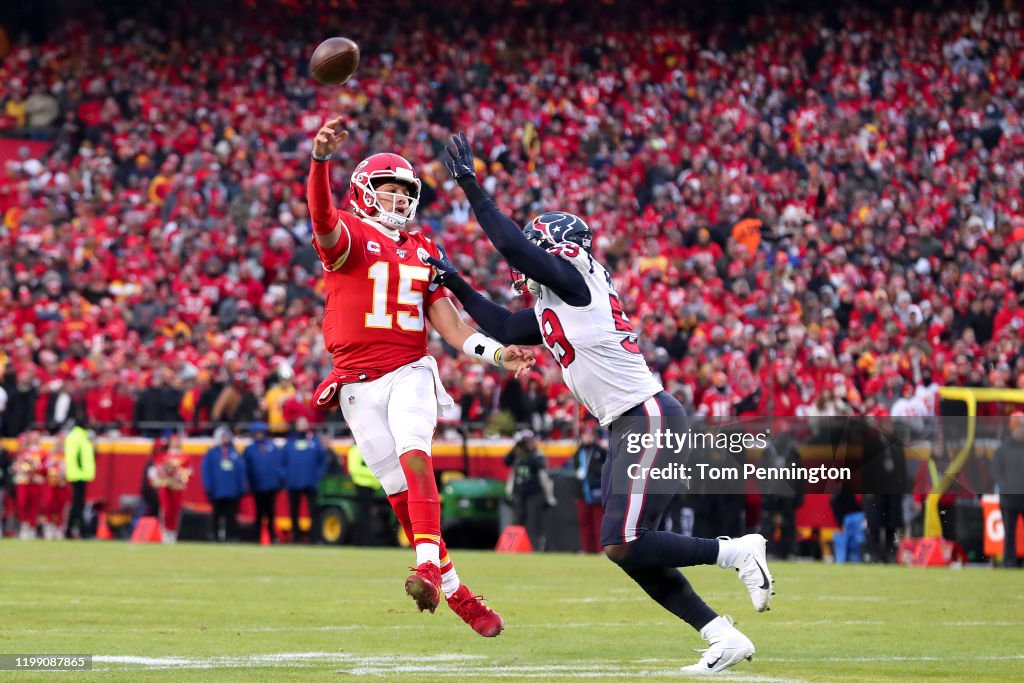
[355,210,402,240]
[377,212,410,231]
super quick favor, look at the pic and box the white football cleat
[717,534,774,612]
[681,615,755,674]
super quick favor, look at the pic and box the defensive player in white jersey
[427,133,776,674]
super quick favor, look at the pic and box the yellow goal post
[924,387,1024,538]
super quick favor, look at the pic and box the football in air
[309,37,360,86]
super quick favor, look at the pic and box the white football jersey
[532,243,663,425]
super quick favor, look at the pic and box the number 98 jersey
[533,244,663,426]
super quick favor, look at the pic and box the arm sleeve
[237,454,249,494]
[318,441,329,478]
[445,275,543,345]
[424,242,450,307]
[201,453,212,494]
[307,160,355,268]
[83,441,95,480]
[307,160,340,233]
[459,177,589,306]
[276,447,287,486]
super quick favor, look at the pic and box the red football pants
[16,484,44,525]
[45,485,69,525]
[159,489,184,533]
[576,500,604,554]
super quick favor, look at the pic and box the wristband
[463,332,505,367]
[311,151,332,162]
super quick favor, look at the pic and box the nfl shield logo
[396,249,408,258]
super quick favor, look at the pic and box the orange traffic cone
[260,523,271,546]
[96,512,113,541]
[495,525,533,553]
[130,516,163,544]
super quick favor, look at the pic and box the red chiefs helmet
[347,152,422,229]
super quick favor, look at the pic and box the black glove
[425,246,460,286]
[444,131,477,180]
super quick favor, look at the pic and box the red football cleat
[405,563,443,613]
[447,584,505,637]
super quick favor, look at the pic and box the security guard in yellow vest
[64,420,96,539]
[347,445,381,545]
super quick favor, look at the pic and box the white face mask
[351,170,420,231]
[372,187,418,229]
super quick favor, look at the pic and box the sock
[399,449,441,567]
[439,552,460,598]
[387,491,415,545]
[621,565,718,632]
[388,490,458,595]
[618,532,719,569]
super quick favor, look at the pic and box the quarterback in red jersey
[307,118,533,637]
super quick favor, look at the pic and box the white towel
[421,355,457,419]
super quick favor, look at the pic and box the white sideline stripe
[816,595,887,601]
[95,652,483,670]
[758,655,1024,663]
[91,652,809,680]
[93,651,1024,677]
[339,668,807,681]
[554,596,647,604]
[771,620,885,626]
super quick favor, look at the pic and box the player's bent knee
[604,542,636,565]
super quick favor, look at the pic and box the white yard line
[757,655,1024,663]
[91,650,1024,678]
[94,652,483,671]
[553,596,647,603]
[769,620,885,626]
[91,652,807,681]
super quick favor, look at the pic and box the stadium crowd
[1,0,1023,440]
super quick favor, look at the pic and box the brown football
[309,37,360,86]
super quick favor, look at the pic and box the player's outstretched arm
[444,133,589,306]
[427,297,536,378]
[426,248,543,346]
[308,117,350,252]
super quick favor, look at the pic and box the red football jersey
[696,387,738,418]
[312,211,446,377]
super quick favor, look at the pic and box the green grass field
[1,542,1021,682]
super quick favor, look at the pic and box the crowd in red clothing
[1,0,1023,438]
